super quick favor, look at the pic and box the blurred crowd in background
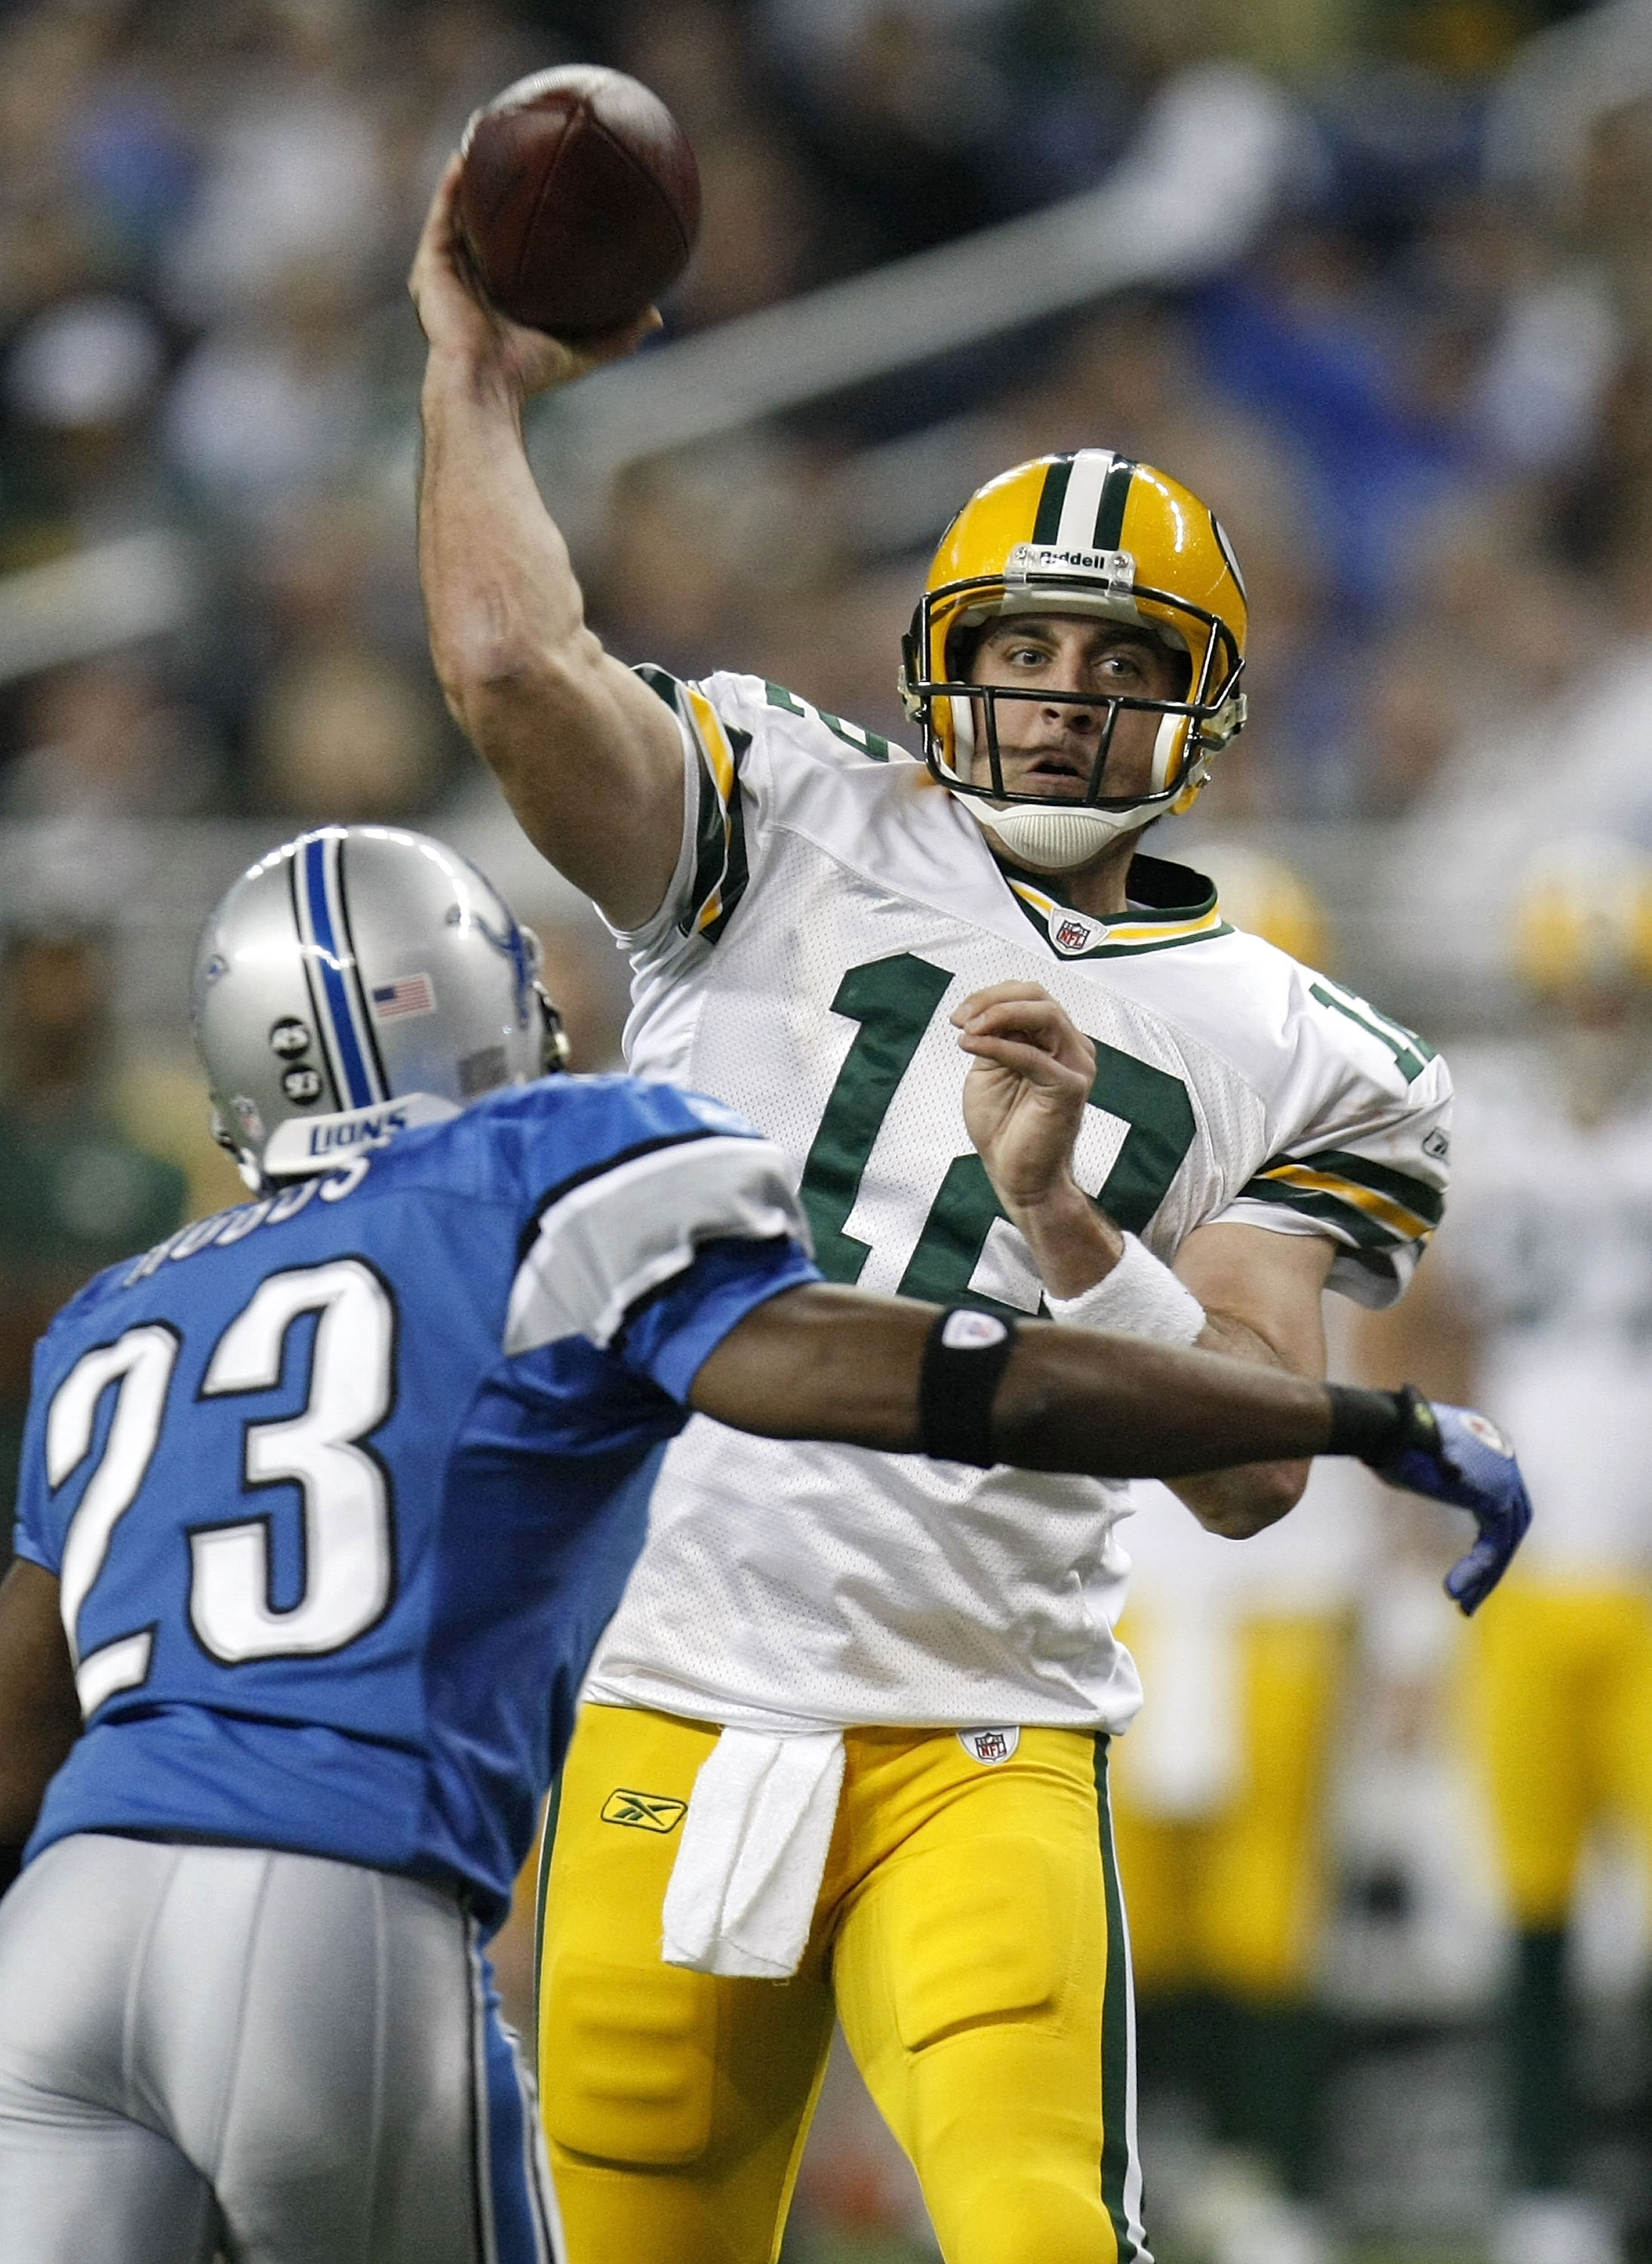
[7,0,1652,2259]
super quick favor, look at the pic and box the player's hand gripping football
[1366,1389,1532,1615]
[410,153,660,398]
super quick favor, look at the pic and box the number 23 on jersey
[47,1259,397,1718]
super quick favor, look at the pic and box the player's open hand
[1366,1389,1533,1615]
[952,983,1096,1217]
[410,155,661,398]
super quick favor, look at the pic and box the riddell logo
[601,1789,688,1833]
[1008,542,1134,587]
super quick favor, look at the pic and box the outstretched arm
[411,154,684,928]
[688,1282,1334,1474]
[687,1283,1529,1613]
[0,1560,79,1893]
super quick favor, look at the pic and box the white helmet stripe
[1053,449,1115,552]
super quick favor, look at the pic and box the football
[456,65,700,340]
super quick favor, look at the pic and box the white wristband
[1044,1232,1205,1345]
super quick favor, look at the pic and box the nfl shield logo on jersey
[958,1727,1020,1765]
[1050,910,1103,955]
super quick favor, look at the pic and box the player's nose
[1041,683,1103,731]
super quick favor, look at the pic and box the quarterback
[412,155,1493,2264]
[0,823,1515,2264]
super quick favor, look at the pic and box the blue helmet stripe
[303,833,377,1108]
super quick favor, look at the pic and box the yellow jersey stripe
[1007,878,1223,949]
[686,687,736,801]
[685,688,737,934]
[1254,1163,1435,1243]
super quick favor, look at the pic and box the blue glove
[1367,1389,1533,1616]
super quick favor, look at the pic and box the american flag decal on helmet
[371,974,437,1020]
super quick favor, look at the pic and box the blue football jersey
[13,1076,817,1929]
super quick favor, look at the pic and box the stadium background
[0,0,1648,2257]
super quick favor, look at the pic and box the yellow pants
[1110,1616,1346,1999]
[537,1703,1146,2264]
[1469,1579,1652,1927]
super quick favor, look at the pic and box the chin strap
[956,792,1157,874]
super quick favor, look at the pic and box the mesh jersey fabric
[583,670,1450,1733]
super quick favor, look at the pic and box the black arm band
[1324,1383,1417,1463]
[918,1309,1020,1466]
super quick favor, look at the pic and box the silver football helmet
[192,825,568,1184]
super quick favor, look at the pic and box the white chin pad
[958,795,1155,873]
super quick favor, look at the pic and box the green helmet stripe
[1093,457,1135,550]
[1031,455,1075,545]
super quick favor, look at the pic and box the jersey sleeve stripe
[634,661,683,711]
[1277,1145,1444,1225]
[1229,1174,1422,1249]
[657,684,749,945]
[681,743,731,937]
[504,1134,807,1355]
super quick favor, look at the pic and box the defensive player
[1364,838,1652,2264]
[0,825,1522,2264]
[411,155,1497,2264]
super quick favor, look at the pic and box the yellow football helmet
[1512,835,1652,996]
[900,451,1248,872]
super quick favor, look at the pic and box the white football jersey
[583,671,1451,1732]
[1429,1044,1652,1580]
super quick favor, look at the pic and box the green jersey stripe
[1004,881,1232,960]
[1094,1738,1145,2263]
[1232,1177,1408,1250]
[678,743,732,938]
[635,662,681,710]
[1032,455,1075,546]
[1266,1146,1444,1226]
[700,726,752,943]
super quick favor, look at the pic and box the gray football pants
[0,1833,561,2264]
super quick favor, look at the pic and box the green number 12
[797,952,1196,1315]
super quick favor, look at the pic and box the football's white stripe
[1056,448,1115,552]
[504,1135,808,1355]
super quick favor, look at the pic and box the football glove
[1366,1387,1532,1616]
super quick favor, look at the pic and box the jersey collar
[1001,853,1229,961]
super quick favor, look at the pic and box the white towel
[661,1726,846,1979]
